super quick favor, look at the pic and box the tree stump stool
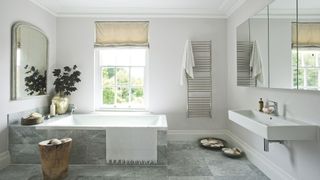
[38,138,72,180]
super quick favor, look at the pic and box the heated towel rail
[237,41,256,86]
[187,41,212,118]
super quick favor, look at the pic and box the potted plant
[52,65,81,114]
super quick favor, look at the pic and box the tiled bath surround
[9,123,167,165]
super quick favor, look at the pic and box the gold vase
[52,93,69,115]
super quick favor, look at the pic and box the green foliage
[53,65,81,96]
[24,65,47,95]
[132,88,143,97]
[103,87,114,104]
[307,69,317,87]
[107,68,116,77]
[131,87,144,104]
[103,68,115,86]
[102,67,144,106]
[292,69,304,87]
[292,50,319,89]
[117,87,129,103]
[116,68,129,84]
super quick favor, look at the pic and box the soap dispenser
[258,98,264,112]
[50,100,56,116]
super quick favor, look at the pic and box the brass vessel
[52,93,69,114]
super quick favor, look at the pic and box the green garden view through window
[97,48,147,109]
[292,49,320,90]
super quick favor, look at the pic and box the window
[94,21,149,110]
[95,48,147,109]
[292,49,320,90]
[291,22,320,90]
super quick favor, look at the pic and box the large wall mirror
[11,21,48,100]
[237,6,269,88]
[237,0,320,91]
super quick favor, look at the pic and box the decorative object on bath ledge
[52,65,81,114]
[50,100,56,116]
[21,112,44,125]
[39,138,72,180]
[222,147,243,159]
[199,137,225,150]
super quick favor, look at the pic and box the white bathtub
[36,113,167,164]
[36,113,167,130]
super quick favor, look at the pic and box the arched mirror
[11,21,48,100]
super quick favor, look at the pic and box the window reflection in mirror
[236,0,320,91]
[294,49,320,90]
[296,0,320,90]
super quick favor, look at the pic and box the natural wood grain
[38,138,72,180]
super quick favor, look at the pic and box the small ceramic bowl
[199,137,226,150]
[222,147,243,158]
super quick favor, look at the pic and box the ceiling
[29,0,247,18]
[254,0,320,18]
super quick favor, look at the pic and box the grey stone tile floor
[0,141,269,180]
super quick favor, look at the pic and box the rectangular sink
[228,110,318,140]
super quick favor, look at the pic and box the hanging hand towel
[250,40,264,84]
[180,40,195,85]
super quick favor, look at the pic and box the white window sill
[95,107,148,112]
[94,109,152,115]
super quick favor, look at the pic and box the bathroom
[0,0,320,179]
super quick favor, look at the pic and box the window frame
[94,47,149,111]
[292,48,320,90]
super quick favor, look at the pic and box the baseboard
[167,129,226,141]
[0,151,10,170]
[224,130,295,180]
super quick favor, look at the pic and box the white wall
[269,19,293,89]
[227,0,320,179]
[56,18,227,130]
[0,0,56,161]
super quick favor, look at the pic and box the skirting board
[224,130,295,180]
[168,129,295,180]
[167,130,226,141]
[0,151,10,170]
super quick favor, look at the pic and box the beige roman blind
[292,22,320,47]
[95,21,149,47]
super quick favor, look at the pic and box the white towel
[180,40,195,85]
[106,127,157,163]
[250,40,264,84]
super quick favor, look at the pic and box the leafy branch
[24,65,47,95]
[53,65,81,96]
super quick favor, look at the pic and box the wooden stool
[38,138,72,180]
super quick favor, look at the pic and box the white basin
[228,110,318,140]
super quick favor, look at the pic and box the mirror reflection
[11,22,48,99]
[236,7,268,87]
[296,0,320,90]
[236,0,320,91]
[269,0,297,89]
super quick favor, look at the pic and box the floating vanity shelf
[228,110,318,141]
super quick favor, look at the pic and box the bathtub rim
[35,113,167,130]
